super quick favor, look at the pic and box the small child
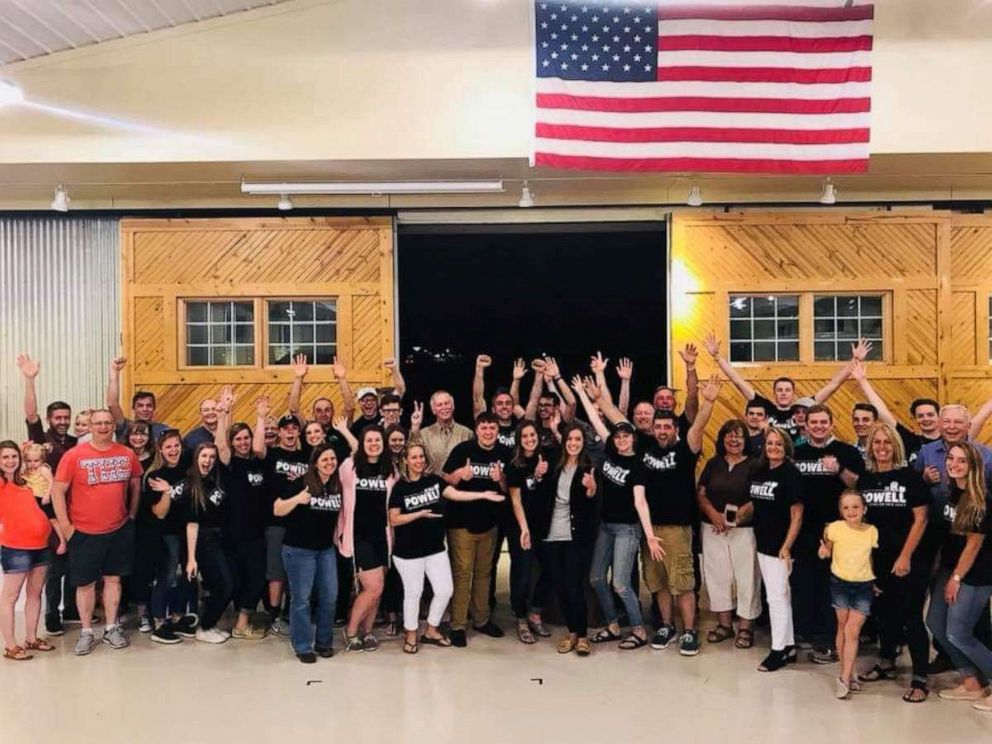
[21,443,67,556]
[819,489,879,699]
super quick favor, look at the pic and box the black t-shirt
[143,464,189,535]
[281,478,341,551]
[319,426,352,463]
[497,420,518,450]
[598,450,646,525]
[187,469,228,531]
[226,456,269,544]
[698,456,759,523]
[752,394,803,441]
[792,439,865,544]
[641,438,698,526]
[26,419,77,469]
[748,462,804,556]
[745,431,766,459]
[265,448,309,527]
[389,475,446,559]
[939,486,992,586]
[443,440,511,534]
[505,452,553,526]
[896,423,938,467]
[352,466,389,544]
[857,468,931,565]
[350,415,381,438]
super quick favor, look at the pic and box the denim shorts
[830,575,874,615]
[0,546,52,573]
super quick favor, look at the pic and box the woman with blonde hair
[926,442,992,710]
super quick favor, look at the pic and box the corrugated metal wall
[0,217,119,439]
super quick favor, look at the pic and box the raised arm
[544,357,576,422]
[570,375,611,442]
[679,344,700,423]
[16,353,41,423]
[704,333,756,402]
[523,360,545,421]
[331,355,355,420]
[615,357,632,418]
[385,357,406,398]
[472,354,490,419]
[332,416,360,455]
[686,375,721,453]
[970,397,992,440]
[848,359,897,427]
[215,386,235,465]
[287,354,308,417]
[591,352,625,425]
[510,358,527,419]
[106,356,127,425]
[253,396,270,459]
[813,339,868,405]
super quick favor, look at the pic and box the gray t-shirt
[545,465,576,542]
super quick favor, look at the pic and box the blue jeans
[281,544,338,655]
[151,533,194,621]
[589,522,643,628]
[927,570,992,681]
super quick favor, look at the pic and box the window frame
[727,293,801,364]
[179,298,260,370]
[263,297,340,369]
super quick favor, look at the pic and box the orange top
[54,443,141,535]
[0,480,52,550]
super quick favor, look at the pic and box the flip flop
[618,633,648,650]
[591,628,622,643]
[858,664,896,682]
[903,682,929,704]
[517,624,537,644]
[419,634,452,647]
[734,629,754,649]
[707,624,735,643]
[403,640,419,654]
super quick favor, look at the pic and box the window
[267,299,337,365]
[813,295,883,361]
[728,294,800,362]
[185,300,255,366]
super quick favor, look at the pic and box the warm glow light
[670,257,699,326]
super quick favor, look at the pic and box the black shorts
[69,520,136,587]
[353,537,388,573]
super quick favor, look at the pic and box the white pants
[757,552,795,651]
[392,551,454,632]
[701,525,761,619]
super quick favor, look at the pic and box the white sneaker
[195,627,230,644]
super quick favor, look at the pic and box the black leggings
[508,524,552,620]
[874,560,929,681]
[227,538,266,613]
[544,539,588,637]
[195,529,234,630]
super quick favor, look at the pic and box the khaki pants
[447,527,497,630]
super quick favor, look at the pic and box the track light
[820,180,837,205]
[686,186,703,207]
[0,79,24,106]
[518,182,535,208]
[277,194,294,211]
[51,184,70,212]
[241,179,505,196]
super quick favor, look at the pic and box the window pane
[730,320,751,341]
[269,324,291,345]
[314,345,335,365]
[234,324,253,344]
[187,346,209,366]
[186,302,207,322]
[729,296,750,318]
[292,301,313,321]
[290,346,312,361]
[314,301,336,321]
[315,324,336,343]
[210,346,232,366]
[234,302,254,322]
[235,346,254,365]
[813,296,834,316]
[269,345,290,365]
[860,318,882,337]
[753,297,776,318]
[295,325,314,344]
[860,295,882,316]
[814,319,835,338]
[729,342,752,362]
[210,325,231,344]
[836,297,859,317]
[776,295,800,317]
[268,301,291,322]
[753,319,775,340]
[778,341,800,361]
[187,325,208,344]
[210,302,232,322]
[836,318,859,339]
[777,320,799,340]
[814,341,836,361]
[865,343,882,361]
[753,342,776,361]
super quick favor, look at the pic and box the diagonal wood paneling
[951,226,992,285]
[905,289,938,365]
[951,291,977,367]
[133,297,164,374]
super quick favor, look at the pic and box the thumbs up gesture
[535,454,549,479]
[457,459,474,482]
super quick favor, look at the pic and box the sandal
[858,664,896,682]
[734,629,754,649]
[384,621,400,638]
[903,681,930,704]
[618,633,648,650]
[591,628,621,644]
[517,623,537,644]
[403,640,419,654]
[557,636,576,654]
[4,646,32,661]
[24,639,54,652]
[420,633,452,647]
[528,617,551,638]
[575,637,591,656]
[707,624,734,644]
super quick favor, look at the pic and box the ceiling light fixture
[241,179,505,196]
[277,194,294,211]
[51,184,70,212]
[686,185,703,207]
[518,181,535,208]
[820,179,837,205]
[0,79,25,106]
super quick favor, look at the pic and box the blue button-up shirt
[914,438,992,514]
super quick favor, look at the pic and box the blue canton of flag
[535,1,656,82]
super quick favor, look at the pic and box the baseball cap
[611,421,636,435]
[795,397,816,409]
[277,414,302,429]
[356,387,378,401]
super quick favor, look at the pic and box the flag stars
[551,51,559,58]
[644,63,651,71]
[561,62,569,69]
[581,63,588,70]
[612,54,620,61]
[602,63,610,71]
[623,44,631,52]
[623,64,630,71]
[634,35,641,42]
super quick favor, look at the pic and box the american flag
[533,1,874,173]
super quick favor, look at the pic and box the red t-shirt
[54,442,141,535]
[0,480,52,550]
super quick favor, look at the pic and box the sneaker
[472,621,504,639]
[74,631,97,656]
[362,632,379,652]
[651,624,677,650]
[138,614,153,634]
[811,648,840,665]
[794,634,814,650]
[102,624,129,650]
[315,645,334,658]
[344,634,364,653]
[151,624,182,645]
[173,615,199,639]
[231,625,268,640]
[271,617,291,636]
[449,629,467,648]
[195,627,230,644]
[297,651,317,664]
[679,629,700,657]
[45,615,64,637]
[938,684,988,701]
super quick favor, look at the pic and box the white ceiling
[0,0,289,66]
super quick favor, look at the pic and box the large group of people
[1,340,991,711]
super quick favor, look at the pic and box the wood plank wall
[120,217,394,432]
[670,211,992,457]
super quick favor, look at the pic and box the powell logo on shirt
[404,483,441,510]
[356,476,387,490]
[602,460,630,486]
[863,482,907,507]
[469,463,499,480]
[498,431,516,448]
[247,472,264,487]
[795,460,834,476]
[749,481,779,500]
[311,492,342,512]
[207,487,225,507]
[275,460,308,478]
[79,456,133,486]
[643,450,677,471]
[169,482,186,501]
[943,503,957,524]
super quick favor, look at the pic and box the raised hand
[383,357,398,369]
[543,356,561,379]
[531,358,547,373]
[570,374,585,394]
[535,454,549,479]
[15,353,40,379]
[849,359,866,382]
[330,355,347,380]
[581,375,601,401]
[589,351,608,374]
[679,343,699,367]
[851,338,872,362]
[700,374,722,402]
[291,353,308,378]
[410,401,424,428]
[703,333,721,359]
[616,357,633,381]
[512,358,527,380]
[256,396,271,419]
[111,356,127,373]
[218,385,235,410]
[332,415,350,432]
[476,354,492,369]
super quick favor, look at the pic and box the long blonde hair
[947,442,988,532]
[864,422,907,471]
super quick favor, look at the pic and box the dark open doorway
[397,222,668,425]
